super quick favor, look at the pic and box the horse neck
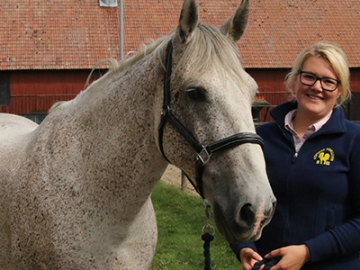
[39,54,168,200]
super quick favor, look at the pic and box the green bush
[150,181,242,269]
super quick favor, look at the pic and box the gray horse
[0,0,275,269]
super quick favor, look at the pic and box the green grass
[150,181,242,269]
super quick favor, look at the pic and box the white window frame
[99,0,118,7]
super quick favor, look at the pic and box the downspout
[119,0,124,60]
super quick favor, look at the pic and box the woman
[231,42,360,270]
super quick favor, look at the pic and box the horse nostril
[239,203,255,226]
[262,201,276,224]
[266,201,277,217]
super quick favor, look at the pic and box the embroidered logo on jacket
[314,148,335,166]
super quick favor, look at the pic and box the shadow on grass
[150,180,242,270]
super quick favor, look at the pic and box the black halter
[157,40,264,199]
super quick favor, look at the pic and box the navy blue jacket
[231,101,360,269]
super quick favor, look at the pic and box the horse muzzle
[212,199,276,243]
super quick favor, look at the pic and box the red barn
[1,0,360,123]
[0,0,120,121]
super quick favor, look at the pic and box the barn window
[0,72,10,106]
[21,113,47,124]
[99,0,118,7]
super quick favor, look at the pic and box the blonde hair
[285,42,351,105]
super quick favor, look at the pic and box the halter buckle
[161,105,171,115]
[197,145,211,165]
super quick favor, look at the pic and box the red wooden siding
[249,68,291,122]
[1,68,360,121]
[0,70,104,115]
[350,69,360,92]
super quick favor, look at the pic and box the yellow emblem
[314,148,334,166]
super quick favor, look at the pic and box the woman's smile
[306,93,324,101]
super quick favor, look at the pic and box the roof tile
[1,0,359,70]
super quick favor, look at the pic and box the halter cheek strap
[157,40,264,199]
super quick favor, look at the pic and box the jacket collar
[270,101,347,136]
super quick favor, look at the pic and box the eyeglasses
[298,70,341,92]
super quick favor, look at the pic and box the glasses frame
[298,70,341,92]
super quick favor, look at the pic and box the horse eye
[186,88,206,101]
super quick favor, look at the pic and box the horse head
[156,0,276,243]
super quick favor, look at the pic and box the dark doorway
[0,72,10,106]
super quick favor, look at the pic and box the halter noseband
[157,40,264,199]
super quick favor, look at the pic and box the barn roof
[1,0,120,70]
[1,0,360,70]
[240,0,360,68]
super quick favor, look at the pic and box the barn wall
[350,68,360,92]
[0,69,105,115]
[1,68,360,123]
[248,68,291,122]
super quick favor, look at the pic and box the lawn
[150,180,242,269]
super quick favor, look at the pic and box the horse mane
[87,23,244,86]
[81,34,174,89]
[84,36,170,87]
[49,23,245,113]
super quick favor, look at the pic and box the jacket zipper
[292,152,298,163]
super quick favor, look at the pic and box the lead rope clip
[202,202,215,270]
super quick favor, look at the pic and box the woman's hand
[264,244,310,270]
[239,248,263,270]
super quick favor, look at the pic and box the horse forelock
[176,24,245,85]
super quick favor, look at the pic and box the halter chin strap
[157,40,264,199]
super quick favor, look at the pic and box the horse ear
[220,0,250,42]
[177,0,199,43]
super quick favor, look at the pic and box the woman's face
[294,56,341,121]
